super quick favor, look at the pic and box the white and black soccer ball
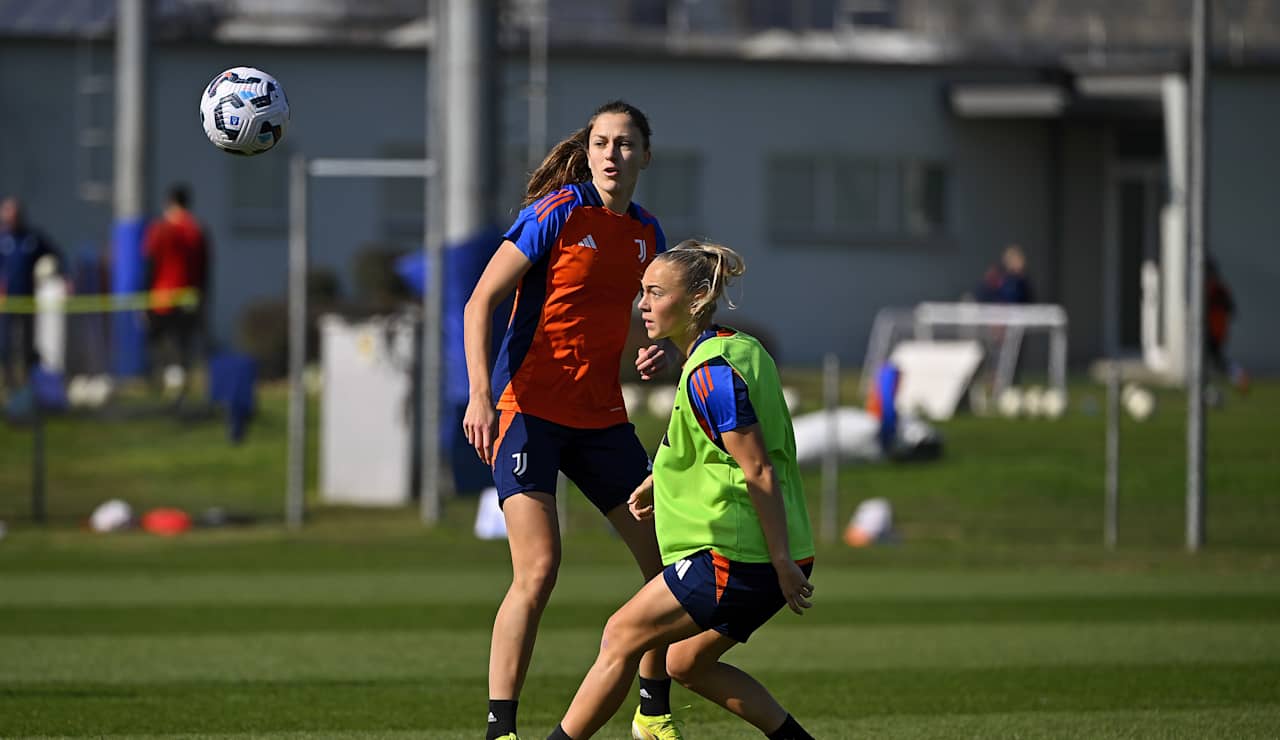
[199,66,289,156]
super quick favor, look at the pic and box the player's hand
[628,474,655,521]
[462,395,498,466]
[635,344,667,381]
[775,561,814,615]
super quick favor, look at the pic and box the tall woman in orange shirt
[463,100,682,740]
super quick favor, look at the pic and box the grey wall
[0,42,114,249]
[1210,73,1280,374]
[150,44,429,341]
[1058,123,1107,366]
[0,39,431,350]
[537,58,1053,365]
[3,38,1277,372]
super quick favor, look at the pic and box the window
[748,0,839,30]
[766,154,948,244]
[634,150,702,243]
[228,143,289,234]
[902,161,947,236]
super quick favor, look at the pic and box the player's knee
[510,554,560,606]
[599,613,647,661]
[664,643,707,687]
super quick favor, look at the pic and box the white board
[888,340,984,421]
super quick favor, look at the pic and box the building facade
[1,0,1277,372]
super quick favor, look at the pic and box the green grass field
[1,377,1278,737]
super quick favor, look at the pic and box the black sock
[486,699,518,739]
[546,724,573,740]
[767,713,814,740]
[638,676,672,716]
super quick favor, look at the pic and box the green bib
[652,330,814,565]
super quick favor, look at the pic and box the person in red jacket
[143,183,210,398]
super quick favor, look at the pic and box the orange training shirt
[491,182,666,429]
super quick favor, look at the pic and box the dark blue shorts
[664,549,815,644]
[492,410,651,514]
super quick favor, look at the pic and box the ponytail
[522,127,590,206]
[656,239,747,322]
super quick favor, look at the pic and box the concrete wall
[534,58,1053,366]
[1209,73,1280,374]
[4,38,1276,372]
[1057,123,1108,366]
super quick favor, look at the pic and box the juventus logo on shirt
[635,239,647,262]
[512,452,528,476]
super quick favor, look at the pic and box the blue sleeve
[688,358,757,440]
[654,219,667,255]
[503,196,573,263]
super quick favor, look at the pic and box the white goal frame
[286,156,440,529]
[861,301,1068,402]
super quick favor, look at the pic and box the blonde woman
[546,241,816,740]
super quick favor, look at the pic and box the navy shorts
[492,410,651,514]
[664,549,815,643]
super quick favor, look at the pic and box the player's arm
[722,425,814,615]
[462,241,531,464]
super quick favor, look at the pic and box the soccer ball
[199,66,289,156]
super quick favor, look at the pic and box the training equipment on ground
[199,66,290,156]
[90,499,133,532]
[844,497,895,547]
[792,406,941,464]
[1122,383,1157,421]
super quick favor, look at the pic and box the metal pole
[444,0,496,239]
[1186,0,1209,551]
[286,154,308,529]
[821,353,840,544]
[1105,363,1119,549]
[111,0,148,377]
[527,0,549,170]
[420,0,445,524]
[113,0,146,220]
[421,0,496,524]
[1050,326,1067,398]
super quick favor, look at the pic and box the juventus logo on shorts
[512,452,528,477]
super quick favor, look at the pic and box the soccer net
[860,301,1069,413]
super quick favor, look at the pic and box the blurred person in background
[0,196,61,389]
[462,100,681,740]
[144,183,210,402]
[1206,257,1249,396]
[971,243,1034,391]
[545,241,815,740]
[976,243,1033,304]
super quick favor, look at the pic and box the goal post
[286,155,440,530]
[861,302,1068,404]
